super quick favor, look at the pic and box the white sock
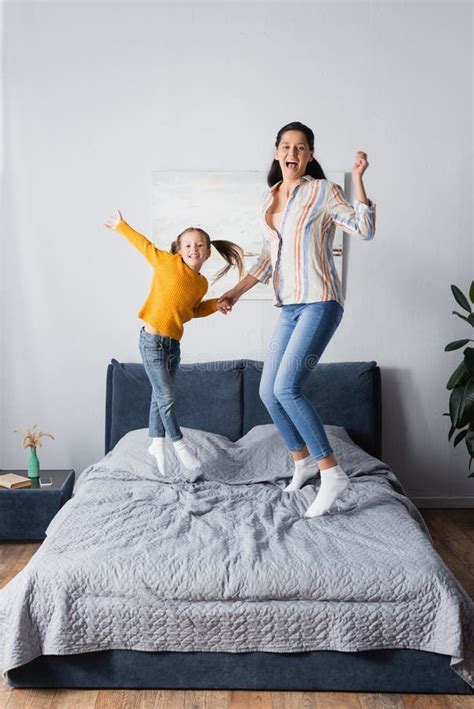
[173,438,201,470]
[148,437,167,476]
[284,454,320,492]
[304,465,350,518]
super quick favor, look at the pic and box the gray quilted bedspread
[0,425,473,686]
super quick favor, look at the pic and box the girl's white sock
[304,465,350,518]
[284,454,319,492]
[148,437,167,476]
[173,438,201,470]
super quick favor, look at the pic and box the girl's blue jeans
[259,300,343,460]
[139,327,182,441]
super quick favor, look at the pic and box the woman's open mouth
[285,160,299,172]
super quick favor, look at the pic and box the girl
[104,210,244,476]
[218,121,376,518]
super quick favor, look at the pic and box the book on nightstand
[0,473,32,489]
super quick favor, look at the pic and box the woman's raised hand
[104,209,124,230]
[352,151,369,178]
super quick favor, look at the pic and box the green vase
[27,448,40,479]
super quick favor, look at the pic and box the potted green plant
[444,281,474,476]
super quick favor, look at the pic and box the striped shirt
[247,176,376,308]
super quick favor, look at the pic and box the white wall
[1,0,473,504]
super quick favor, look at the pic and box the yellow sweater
[115,220,218,341]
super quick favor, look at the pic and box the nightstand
[0,469,75,541]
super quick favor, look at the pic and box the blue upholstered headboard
[105,359,382,459]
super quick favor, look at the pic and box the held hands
[217,297,233,315]
[352,151,369,179]
[104,209,124,230]
[216,289,239,315]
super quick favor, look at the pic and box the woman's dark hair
[267,121,326,187]
[171,227,244,283]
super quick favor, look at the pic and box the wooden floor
[0,509,473,709]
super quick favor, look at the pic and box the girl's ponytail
[210,240,244,283]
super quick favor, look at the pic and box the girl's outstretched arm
[193,298,219,318]
[104,210,170,266]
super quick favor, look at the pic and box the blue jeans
[259,301,343,460]
[139,328,182,441]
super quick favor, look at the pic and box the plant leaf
[466,430,474,457]
[469,280,474,303]
[469,313,474,327]
[445,339,471,351]
[459,380,474,428]
[454,429,467,446]
[449,387,464,427]
[451,284,472,313]
[447,361,467,390]
[452,311,471,324]
[464,348,474,376]
[448,423,456,441]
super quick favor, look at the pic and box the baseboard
[410,497,474,509]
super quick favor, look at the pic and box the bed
[2,359,473,693]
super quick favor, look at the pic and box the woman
[218,121,376,517]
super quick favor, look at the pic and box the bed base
[7,649,472,693]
